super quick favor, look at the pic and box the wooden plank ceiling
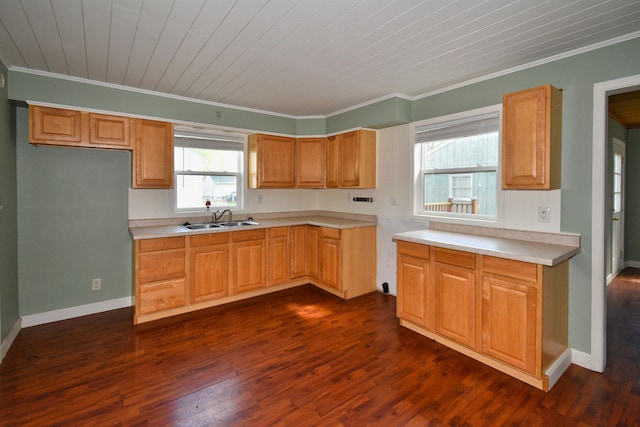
[0,0,639,116]
[609,91,640,129]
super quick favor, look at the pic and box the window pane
[176,174,238,209]
[421,132,499,170]
[424,171,495,216]
[175,146,240,173]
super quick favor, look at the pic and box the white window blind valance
[174,132,244,151]
[415,112,499,143]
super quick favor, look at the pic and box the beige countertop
[129,213,377,240]
[393,228,580,266]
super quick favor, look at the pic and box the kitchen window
[413,105,501,221]
[174,130,245,211]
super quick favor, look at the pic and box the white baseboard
[571,347,592,370]
[626,260,640,268]
[546,348,572,390]
[1,317,22,363]
[21,297,133,328]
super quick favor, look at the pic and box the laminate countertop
[130,214,377,240]
[393,228,580,266]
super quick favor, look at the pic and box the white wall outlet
[537,207,551,223]
[92,278,101,290]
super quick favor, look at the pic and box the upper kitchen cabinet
[296,137,326,188]
[326,129,376,189]
[29,105,132,150]
[132,119,174,189]
[502,84,562,190]
[248,134,296,188]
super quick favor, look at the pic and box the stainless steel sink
[183,220,260,230]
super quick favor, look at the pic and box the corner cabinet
[502,84,562,190]
[132,119,174,189]
[396,242,568,391]
[248,130,376,189]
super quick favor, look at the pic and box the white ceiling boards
[1,0,639,116]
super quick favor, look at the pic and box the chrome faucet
[212,209,232,223]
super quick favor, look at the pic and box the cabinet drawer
[190,232,230,247]
[482,255,537,282]
[233,229,266,242]
[269,227,289,238]
[138,250,185,283]
[434,248,475,269]
[321,227,340,240]
[138,237,185,252]
[139,278,185,314]
[397,241,430,260]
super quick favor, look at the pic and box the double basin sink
[183,220,260,230]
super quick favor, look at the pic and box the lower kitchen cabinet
[134,223,377,324]
[135,236,187,322]
[319,227,341,291]
[268,227,290,286]
[434,248,476,349]
[189,233,230,303]
[232,229,267,294]
[395,242,568,391]
[397,241,431,328]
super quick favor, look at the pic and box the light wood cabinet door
[502,84,562,190]
[481,274,538,374]
[269,227,290,285]
[319,228,341,291]
[133,119,174,188]
[339,130,376,188]
[435,264,476,348]
[232,230,267,293]
[30,105,83,144]
[190,233,230,303]
[397,253,430,328]
[296,137,326,187]
[89,113,132,149]
[308,226,319,279]
[248,134,295,188]
[325,135,339,188]
[290,226,310,278]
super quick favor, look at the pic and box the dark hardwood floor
[1,273,640,426]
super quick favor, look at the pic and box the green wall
[626,128,640,263]
[16,108,132,315]
[6,37,640,355]
[0,61,19,347]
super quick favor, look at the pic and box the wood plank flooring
[1,273,640,426]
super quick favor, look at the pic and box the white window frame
[411,104,504,226]
[173,127,246,214]
[449,173,473,199]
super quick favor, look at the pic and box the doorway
[611,138,625,280]
[592,74,640,373]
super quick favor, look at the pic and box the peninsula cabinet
[319,227,341,291]
[29,105,133,150]
[132,119,174,189]
[326,129,376,188]
[248,134,296,188]
[434,248,476,349]
[397,241,431,328]
[396,242,568,391]
[134,236,187,323]
[502,84,562,190]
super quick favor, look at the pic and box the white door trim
[591,74,640,372]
